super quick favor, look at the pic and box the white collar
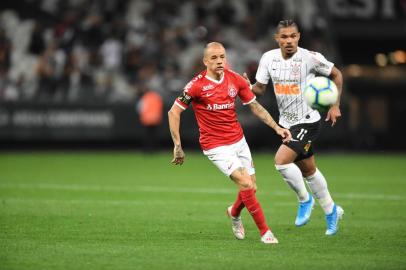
[205,73,224,84]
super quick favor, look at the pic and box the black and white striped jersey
[256,47,334,128]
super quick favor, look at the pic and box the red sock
[231,190,256,217]
[231,193,245,217]
[239,189,269,236]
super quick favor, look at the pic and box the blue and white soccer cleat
[295,195,315,226]
[325,204,344,236]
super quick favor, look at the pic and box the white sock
[305,168,334,215]
[275,163,309,202]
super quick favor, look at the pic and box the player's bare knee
[237,175,254,190]
[275,153,292,166]
[230,169,253,189]
[274,154,284,165]
[239,180,254,190]
[274,158,283,166]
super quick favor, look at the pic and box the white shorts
[203,137,255,177]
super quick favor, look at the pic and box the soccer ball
[304,76,338,111]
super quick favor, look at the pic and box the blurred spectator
[0,28,11,72]
[0,0,334,104]
[0,67,14,100]
[100,33,123,72]
[28,22,46,55]
[124,45,141,81]
[35,42,65,101]
[214,0,236,25]
[80,13,104,50]
[60,48,95,102]
[136,84,163,151]
[54,10,79,53]
[0,28,12,99]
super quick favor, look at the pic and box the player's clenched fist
[275,127,292,143]
[172,145,185,165]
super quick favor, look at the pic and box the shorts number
[297,128,308,141]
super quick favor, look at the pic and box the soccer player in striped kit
[168,42,291,244]
[245,20,344,235]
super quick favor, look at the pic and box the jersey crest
[228,85,237,98]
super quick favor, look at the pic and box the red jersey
[174,69,256,150]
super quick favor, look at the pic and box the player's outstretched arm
[168,104,185,165]
[248,100,292,142]
[242,73,267,95]
[326,66,343,126]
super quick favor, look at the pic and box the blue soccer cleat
[325,204,344,236]
[295,195,315,226]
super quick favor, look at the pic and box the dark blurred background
[0,0,405,151]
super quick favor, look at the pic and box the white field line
[0,183,404,201]
[0,197,297,207]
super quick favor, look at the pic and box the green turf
[1,152,406,270]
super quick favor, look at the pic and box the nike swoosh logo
[205,93,215,97]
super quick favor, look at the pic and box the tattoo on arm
[249,101,277,129]
[168,106,182,146]
[174,144,183,156]
[170,130,180,146]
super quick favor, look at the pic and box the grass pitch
[1,151,405,270]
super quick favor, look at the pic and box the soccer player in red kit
[168,42,291,244]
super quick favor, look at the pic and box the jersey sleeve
[236,74,256,105]
[174,77,200,110]
[174,91,192,110]
[309,52,334,76]
[255,53,271,85]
